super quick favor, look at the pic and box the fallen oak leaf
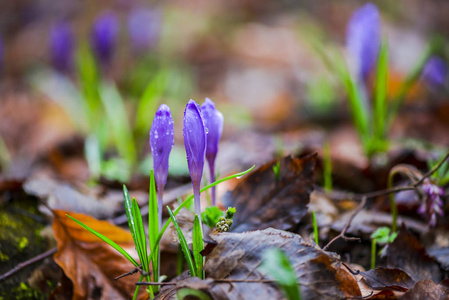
[149,228,360,299]
[52,209,146,300]
[387,226,441,283]
[205,228,360,299]
[401,279,449,300]
[223,154,316,232]
[360,267,415,292]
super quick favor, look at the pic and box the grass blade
[132,198,149,271]
[123,185,137,246]
[148,169,159,290]
[148,166,256,263]
[374,40,389,142]
[193,215,204,279]
[167,207,196,277]
[99,82,137,168]
[66,214,138,267]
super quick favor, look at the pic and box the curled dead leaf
[52,210,146,300]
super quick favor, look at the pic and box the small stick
[323,197,367,251]
[0,247,57,282]
[114,267,140,281]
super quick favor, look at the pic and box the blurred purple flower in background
[150,104,174,226]
[422,56,448,88]
[128,7,161,54]
[49,21,75,73]
[418,179,444,227]
[201,98,223,206]
[183,99,207,217]
[346,3,381,81]
[91,11,119,68]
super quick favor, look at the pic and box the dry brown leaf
[387,227,441,283]
[401,279,449,300]
[155,228,361,299]
[223,154,316,232]
[52,209,146,300]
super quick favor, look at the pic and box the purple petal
[91,11,119,67]
[346,3,381,80]
[201,98,223,164]
[423,56,448,87]
[183,99,207,187]
[128,7,161,53]
[150,104,174,196]
[50,21,75,73]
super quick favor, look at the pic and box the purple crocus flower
[422,56,448,88]
[150,104,174,227]
[418,179,444,227]
[128,7,161,54]
[49,21,74,73]
[183,99,207,217]
[201,98,223,206]
[346,3,381,81]
[91,11,119,68]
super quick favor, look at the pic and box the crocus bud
[91,11,119,68]
[150,104,174,226]
[201,98,223,206]
[183,99,207,217]
[346,3,381,81]
[422,56,448,88]
[128,7,161,54]
[49,21,74,73]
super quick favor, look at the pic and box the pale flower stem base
[193,185,203,229]
[209,165,216,206]
[157,191,163,230]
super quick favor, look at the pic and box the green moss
[0,206,46,300]
[9,282,44,300]
[18,237,29,251]
[0,252,9,261]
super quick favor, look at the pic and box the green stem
[147,166,255,275]
[312,211,319,246]
[388,173,397,233]
[371,239,376,270]
[133,274,144,300]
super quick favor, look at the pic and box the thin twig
[323,197,367,251]
[135,279,282,286]
[320,151,449,202]
[0,247,57,282]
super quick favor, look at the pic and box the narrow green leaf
[66,214,138,267]
[167,207,196,277]
[99,82,137,167]
[123,185,137,246]
[193,215,204,279]
[374,40,389,142]
[148,170,159,249]
[148,166,256,262]
[135,71,166,135]
[261,249,302,300]
[311,211,319,246]
[148,169,159,288]
[132,198,148,271]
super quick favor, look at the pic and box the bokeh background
[0,0,448,183]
